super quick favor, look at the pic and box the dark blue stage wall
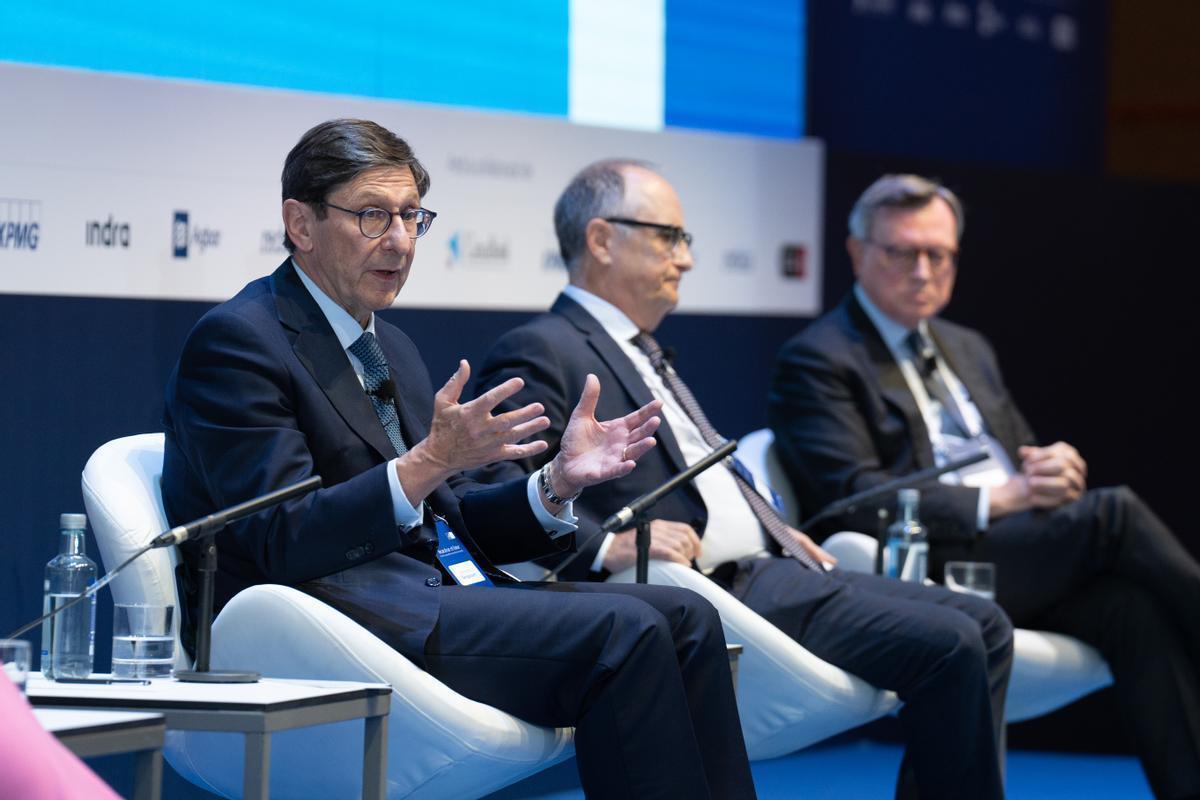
[0,294,801,665]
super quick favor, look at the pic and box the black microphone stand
[173,476,322,683]
[5,476,323,684]
[796,450,990,532]
[550,441,737,582]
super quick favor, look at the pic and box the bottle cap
[898,488,920,505]
[60,513,88,530]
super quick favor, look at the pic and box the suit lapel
[845,295,937,469]
[552,295,692,474]
[272,261,398,461]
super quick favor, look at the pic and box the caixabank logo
[172,210,221,258]
[0,198,41,252]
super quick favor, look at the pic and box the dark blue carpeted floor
[485,738,1152,799]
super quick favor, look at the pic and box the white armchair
[606,561,900,760]
[81,434,573,799]
[736,428,1113,724]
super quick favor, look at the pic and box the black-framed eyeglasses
[863,239,958,274]
[603,217,694,252]
[322,201,438,239]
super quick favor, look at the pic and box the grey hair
[280,119,431,253]
[553,159,653,269]
[848,174,965,243]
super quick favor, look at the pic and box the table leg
[362,714,387,800]
[133,748,163,800]
[244,731,272,800]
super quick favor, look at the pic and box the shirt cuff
[386,457,424,530]
[975,486,990,532]
[590,532,616,573]
[527,470,578,539]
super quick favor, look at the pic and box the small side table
[28,675,391,800]
[35,707,165,800]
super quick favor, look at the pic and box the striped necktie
[632,332,823,571]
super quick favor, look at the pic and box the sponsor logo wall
[0,62,823,316]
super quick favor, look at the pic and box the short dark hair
[848,174,965,243]
[281,119,431,252]
[553,159,651,269]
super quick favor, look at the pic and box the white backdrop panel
[0,62,822,315]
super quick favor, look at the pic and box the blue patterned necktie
[632,332,823,571]
[348,331,407,455]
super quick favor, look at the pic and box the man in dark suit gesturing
[162,120,757,799]
[474,160,1014,800]
[770,173,1200,798]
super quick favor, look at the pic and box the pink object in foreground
[0,670,121,799]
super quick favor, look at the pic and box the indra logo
[172,210,221,259]
[0,198,41,251]
[85,215,131,248]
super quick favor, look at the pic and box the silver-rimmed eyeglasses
[323,202,438,239]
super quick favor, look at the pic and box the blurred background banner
[0,61,822,315]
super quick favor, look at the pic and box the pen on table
[53,677,152,685]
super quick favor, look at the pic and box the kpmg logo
[85,215,131,248]
[0,198,41,251]
[172,210,221,258]
[446,231,510,270]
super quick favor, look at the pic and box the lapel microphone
[368,379,397,402]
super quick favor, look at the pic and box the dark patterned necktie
[348,331,408,456]
[904,330,971,439]
[632,332,823,571]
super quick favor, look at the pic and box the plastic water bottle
[885,489,927,583]
[40,513,97,679]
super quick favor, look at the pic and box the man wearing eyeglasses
[162,121,758,799]
[770,173,1200,798]
[473,161,1014,800]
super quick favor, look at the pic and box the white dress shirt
[563,286,768,571]
[854,284,1014,531]
[294,260,576,537]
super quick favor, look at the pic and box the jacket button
[345,547,364,560]
[425,576,442,587]
[363,542,374,554]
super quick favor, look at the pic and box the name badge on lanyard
[434,514,494,587]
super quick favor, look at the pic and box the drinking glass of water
[1,639,32,693]
[112,604,175,679]
[944,561,996,601]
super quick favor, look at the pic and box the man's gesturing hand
[398,360,552,504]
[546,374,662,500]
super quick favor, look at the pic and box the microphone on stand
[797,449,990,532]
[6,476,323,684]
[549,440,737,581]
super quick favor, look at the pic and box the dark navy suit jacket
[473,293,709,581]
[162,260,562,657]
[768,293,1037,541]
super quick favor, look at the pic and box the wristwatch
[539,462,582,506]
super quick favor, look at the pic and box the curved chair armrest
[172,584,573,800]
